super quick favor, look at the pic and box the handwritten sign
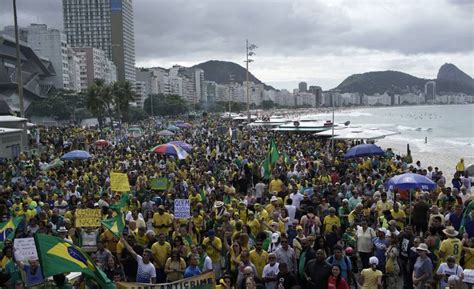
[464,269,474,284]
[14,238,38,262]
[110,172,130,192]
[174,199,190,219]
[75,209,102,227]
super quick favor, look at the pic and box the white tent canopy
[315,127,399,140]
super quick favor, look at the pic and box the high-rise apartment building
[63,0,135,83]
[20,24,71,90]
[73,47,117,91]
[298,81,307,93]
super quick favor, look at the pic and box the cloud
[0,0,472,90]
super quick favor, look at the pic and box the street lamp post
[245,40,257,123]
[13,0,25,117]
[331,91,335,161]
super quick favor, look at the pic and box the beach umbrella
[157,130,174,136]
[168,141,192,152]
[176,122,192,129]
[167,125,180,132]
[150,144,188,159]
[385,172,437,224]
[465,164,474,177]
[94,139,111,147]
[60,150,92,161]
[384,173,437,191]
[343,144,385,159]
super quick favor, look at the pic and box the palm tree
[85,79,114,129]
[112,81,136,123]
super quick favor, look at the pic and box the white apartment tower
[21,24,71,90]
[63,0,135,83]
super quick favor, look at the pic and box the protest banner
[117,271,215,289]
[150,177,168,190]
[464,269,474,284]
[75,209,102,227]
[110,172,130,192]
[174,199,190,219]
[13,237,38,262]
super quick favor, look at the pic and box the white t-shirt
[436,263,462,289]
[289,193,304,208]
[135,256,156,283]
[262,262,280,289]
[202,255,213,272]
[285,205,296,223]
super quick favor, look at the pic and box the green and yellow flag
[34,234,115,289]
[0,216,23,243]
[269,139,280,164]
[101,213,125,238]
[110,193,130,212]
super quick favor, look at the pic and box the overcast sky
[1,0,473,90]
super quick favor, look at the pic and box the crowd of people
[0,114,472,289]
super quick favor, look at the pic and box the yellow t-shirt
[247,219,261,236]
[390,209,406,229]
[133,232,148,247]
[1,256,10,269]
[202,237,222,262]
[361,268,382,289]
[151,241,171,269]
[249,249,269,278]
[269,179,283,193]
[464,247,474,269]
[323,215,341,232]
[153,212,172,235]
[439,238,463,263]
[376,200,392,216]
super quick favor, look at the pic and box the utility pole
[229,74,235,115]
[331,91,335,161]
[245,40,257,123]
[13,0,25,117]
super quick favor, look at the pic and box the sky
[1,0,473,90]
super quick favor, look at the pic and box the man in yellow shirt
[376,193,392,217]
[323,207,341,233]
[390,202,406,229]
[246,211,261,236]
[151,233,171,283]
[249,240,269,278]
[202,230,222,279]
[153,205,173,235]
[439,226,463,264]
[269,175,283,194]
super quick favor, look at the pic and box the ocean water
[309,104,474,177]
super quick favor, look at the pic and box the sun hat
[443,226,459,237]
[369,256,379,265]
[416,243,430,252]
[270,196,278,202]
[296,225,303,231]
[213,201,224,209]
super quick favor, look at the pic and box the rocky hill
[335,64,474,95]
[335,71,427,95]
[192,60,276,91]
[436,63,474,94]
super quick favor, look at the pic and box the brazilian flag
[34,234,115,289]
[110,193,130,212]
[0,216,24,243]
[101,213,125,238]
[269,139,280,164]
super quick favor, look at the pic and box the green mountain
[192,60,276,91]
[335,71,427,95]
[335,64,474,95]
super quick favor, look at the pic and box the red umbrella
[95,139,110,147]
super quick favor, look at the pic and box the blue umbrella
[344,144,385,159]
[384,173,437,191]
[60,150,92,161]
[167,125,180,132]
